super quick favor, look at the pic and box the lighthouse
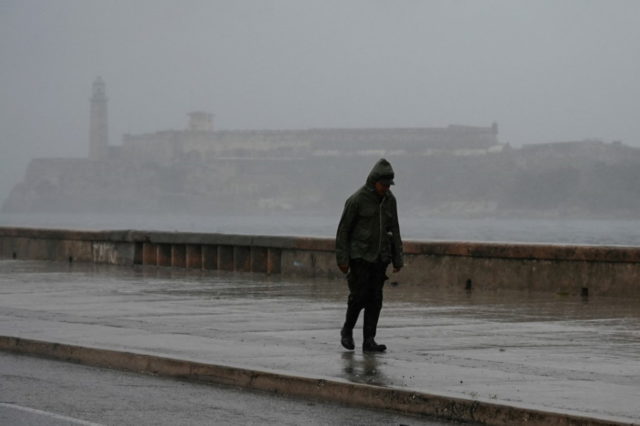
[89,77,108,160]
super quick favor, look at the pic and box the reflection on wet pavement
[341,352,392,387]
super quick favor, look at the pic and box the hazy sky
[1,0,639,201]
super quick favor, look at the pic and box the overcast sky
[1,0,639,201]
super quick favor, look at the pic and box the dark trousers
[342,259,388,339]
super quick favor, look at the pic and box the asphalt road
[0,352,467,426]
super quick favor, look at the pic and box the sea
[1,213,640,247]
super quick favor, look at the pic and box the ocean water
[1,212,640,246]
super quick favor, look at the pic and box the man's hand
[392,266,402,273]
[338,264,349,274]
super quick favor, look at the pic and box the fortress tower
[188,111,214,132]
[89,77,108,160]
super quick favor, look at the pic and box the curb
[0,336,633,426]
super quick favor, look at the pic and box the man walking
[336,158,403,352]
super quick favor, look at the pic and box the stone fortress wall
[118,112,503,165]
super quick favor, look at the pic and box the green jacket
[336,159,404,268]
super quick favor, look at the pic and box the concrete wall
[1,227,639,297]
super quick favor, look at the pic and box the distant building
[16,78,640,219]
[118,118,503,164]
[89,78,504,164]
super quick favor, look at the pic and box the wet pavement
[0,259,639,423]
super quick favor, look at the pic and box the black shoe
[362,338,386,352]
[341,329,355,350]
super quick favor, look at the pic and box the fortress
[83,78,504,164]
[4,78,640,218]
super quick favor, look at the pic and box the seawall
[1,226,639,297]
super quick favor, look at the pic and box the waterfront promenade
[0,259,638,425]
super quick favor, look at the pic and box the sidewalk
[0,259,638,424]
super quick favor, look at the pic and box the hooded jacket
[336,158,404,268]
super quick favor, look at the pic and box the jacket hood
[366,158,395,186]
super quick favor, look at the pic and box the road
[0,352,465,426]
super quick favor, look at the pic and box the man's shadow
[341,351,390,386]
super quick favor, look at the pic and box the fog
[1,1,640,238]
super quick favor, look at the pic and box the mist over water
[2,213,640,246]
[2,2,640,246]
